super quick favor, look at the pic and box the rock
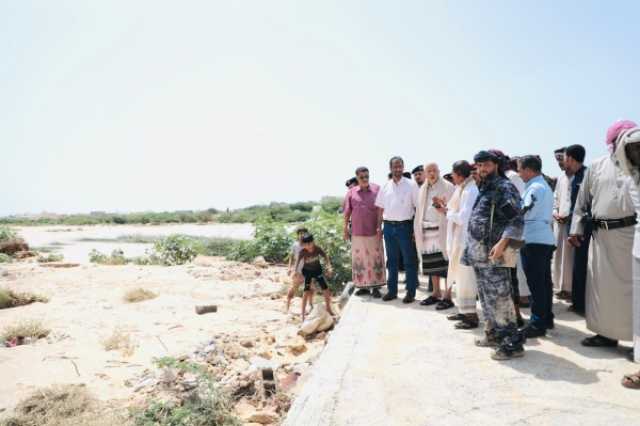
[258,351,272,360]
[288,343,307,356]
[315,332,327,341]
[252,256,269,268]
[240,339,254,348]
[247,411,279,425]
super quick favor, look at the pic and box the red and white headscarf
[606,119,638,153]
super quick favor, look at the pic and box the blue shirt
[522,174,555,246]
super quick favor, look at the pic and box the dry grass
[0,288,48,309]
[0,384,130,426]
[123,288,157,303]
[102,327,135,357]
[1,319,50,342]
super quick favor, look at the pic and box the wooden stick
[195,305,218,315]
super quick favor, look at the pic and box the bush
[227,220,292,264]
[102,327,135,357]
[0,289,48,309]
[133,357,241,426]
[89,249,128,265]
[200,238,242,257]
[0,253,12,263]
[37,253,64,263]
[0,226,17,242]
[1,319,51,341]
[153,235,199,266]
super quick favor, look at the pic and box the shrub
[153,235,199,266]
[0,289,48,309]
[37,253,64,263]
[1,319,51,341]
[0,253,12,263]
[0,226,17,242]
[89,249,128,265]
[200,238,242,257]
[227,220,292,264]
[123,288,157,303]
[102,327,135,357]
[133,357,241,426]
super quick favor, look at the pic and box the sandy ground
[16,223,254,264]
[285,289,640,426]
[0,254,326,422]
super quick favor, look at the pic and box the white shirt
[506,170,525,196]
[375,177,419,221]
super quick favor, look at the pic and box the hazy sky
[2,1,639,216]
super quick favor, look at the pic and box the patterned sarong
[351,236,386,288]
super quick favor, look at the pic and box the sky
[1,1,639,216]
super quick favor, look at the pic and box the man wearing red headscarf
[569,120,638,350]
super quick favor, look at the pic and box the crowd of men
[341,119,640,388]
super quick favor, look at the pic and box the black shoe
[521,325,546,338]
[419,295,441,306]
[372,288,382,299]
[355,289,370,296]
[547,319,555,330]
[517,317,525,328]
[402,295,415,304]
[581,334,618,347]
[455,319,479,330]
[382,293,397,302]
[447,313,465,321]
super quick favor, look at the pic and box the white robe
[414,177,454,264]
[614,127,640,361]
[570,154,635,341]
[553,173,575,292]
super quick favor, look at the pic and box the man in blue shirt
[519,155,556,337]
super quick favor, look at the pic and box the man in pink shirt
[344,166,386,298]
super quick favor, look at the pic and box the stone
[247,410,279,425]
[288,343,307,356]
[252,256,269,268]
[240,339,254,348]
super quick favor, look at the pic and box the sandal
[419,295,441,306]
[436,299,455,310]
[447,313,465,321]
[622,371,640,389]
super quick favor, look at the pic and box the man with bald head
[415,163,455,309]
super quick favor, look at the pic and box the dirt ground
[0,255,329,424]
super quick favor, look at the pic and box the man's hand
[343,228,350,242]
[568,235,583,247]
[376,228,383,241]
[489,239,508,262]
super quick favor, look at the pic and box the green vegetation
[0,253,11,263]
[133,357,241,426]
[0,226,17,242]
[89,249,130,265]
[227,220,292,264]
[0,197,345,226]
[152,235,199,266]
[37,253,64,263]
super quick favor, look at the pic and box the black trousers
[509,267,520,306]
[571,228,592,313]
[521,243,556,329]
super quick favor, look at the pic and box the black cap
[411,165,424,174]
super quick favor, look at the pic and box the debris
[240,339,255,348]
[252,256,269,268]
[288,343,307,356]
[39,262,80,268]
[247,410,279,425]
[298,304,334,337]
[195,304,218,315]
[0,239,29,255]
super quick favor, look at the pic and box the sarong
[351,236,386,288]
[421,227,448,277]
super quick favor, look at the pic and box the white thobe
[571,155,636,341]
[553,173,575,292]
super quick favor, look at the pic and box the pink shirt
[344,183,380,237]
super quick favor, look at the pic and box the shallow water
[16,223,254,264]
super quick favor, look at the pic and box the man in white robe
[569,120,637,348]
[613,123,640,388]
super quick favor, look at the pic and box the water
[16,223,255,264]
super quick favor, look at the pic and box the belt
[422,226,439,231]
[383,219,413,225]
[591,215,637,231]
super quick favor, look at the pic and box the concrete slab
[284,290,640,426]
